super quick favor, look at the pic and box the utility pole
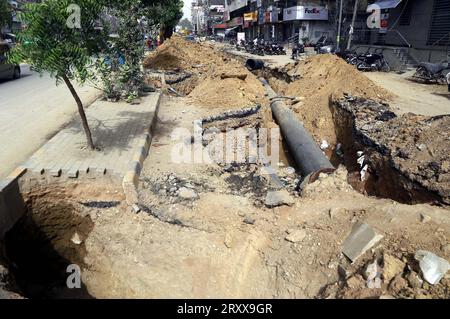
[336,0,344,51]
[347,0,359,50]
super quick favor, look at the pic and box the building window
[399,1,412,26]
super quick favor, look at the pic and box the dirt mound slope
[271,54,394,144]
[188,63,267,109]
[144,36,268,110]
[143,35,223,72]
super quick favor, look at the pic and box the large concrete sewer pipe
[259,78,335,182]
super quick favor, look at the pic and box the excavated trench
[257,66,445,205]
[330,101,442,204]
[0,188,120,299]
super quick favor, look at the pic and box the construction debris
[285,229,307,243]
[265,190,295,208]
[342,222,383,262]
[415,250,450,285]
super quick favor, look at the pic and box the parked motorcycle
[354,50,391,72]
[413,62,450,84]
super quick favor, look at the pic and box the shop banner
[244,13,253,21]
[283,6,329,21]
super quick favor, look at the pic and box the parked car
[0,43,21,80]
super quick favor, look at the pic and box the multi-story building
[361,0,450,62]
[191,0,208,35]
[223,0,448,63]
[224,0,339,43]
[208,0,226,35]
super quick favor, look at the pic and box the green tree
[0,0,12,30]
[142,0,183,39]
[96,0,146,102]
[10,0,108,150]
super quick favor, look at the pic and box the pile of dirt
[187,64,267,109]
[270,55,394,144]
[143,35,225,72]
[144,36,268,110]
[333,96,450,204]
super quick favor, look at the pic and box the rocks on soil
[265,190,295,208]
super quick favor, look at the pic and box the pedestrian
[446,71,450,92]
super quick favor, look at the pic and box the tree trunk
[62,74,95,150]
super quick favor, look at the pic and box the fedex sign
[283,6,329,21]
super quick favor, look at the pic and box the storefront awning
[368,0,402,10]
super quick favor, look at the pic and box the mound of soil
[271,55,394,144]
[188,67,267,109]
[144,36,268,110]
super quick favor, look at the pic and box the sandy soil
[352,71,450,117]
[1,39,449,299]
[70,96,449,299]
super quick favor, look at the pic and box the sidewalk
[21,93,160,184]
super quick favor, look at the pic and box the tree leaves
[9,0,108,83]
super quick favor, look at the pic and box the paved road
[0,65,100,178]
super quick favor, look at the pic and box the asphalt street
[0,64,99,178]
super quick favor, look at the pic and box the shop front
[283,5,331,44]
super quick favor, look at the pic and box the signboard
[258,7,265,25]
[237,32,246,43]
[270,10,279,23]
[227,0,248,13]
[228,17,244,27]
[252,11,258,22]
[379,12,389,34]
[283,6,329,21]
[224,10,230,21]
[244,13,253,21]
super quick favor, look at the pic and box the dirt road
[365,71,450,116]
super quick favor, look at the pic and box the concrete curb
[0,166,27,239]
[123,93,161,205]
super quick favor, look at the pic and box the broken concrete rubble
[265,190,295,208]
[383,253,406,283]
[342,222,383,262]
[285,229,307,243]
[177,187,199,200]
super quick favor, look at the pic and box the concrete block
[128,161,142,176]
[342,222,383,263]
[50,168,61,177]
[122,171,139,205]
[0,173,26,239]
[68,168,79,179]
